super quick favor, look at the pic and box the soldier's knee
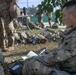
[23,60,37,75]
[23,60,52,75]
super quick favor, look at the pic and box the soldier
[23,1,76,75]
[0,49,4,75]
[37,13,44,28]
[0,49,11,75]
[0,0,20,51]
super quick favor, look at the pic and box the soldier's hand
[9,3,16,13]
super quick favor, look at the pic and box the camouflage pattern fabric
[0,63,5,75]
[23,59,52,75]
[0,0,18,4]
[12,0,19,3]
[23,26,76,75]
[50,69,70,75]
[0,1,15,50]
[0,49,5,75]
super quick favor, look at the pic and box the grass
[3,27,65,63]
[3,41,58,63]
[17,27,65,34]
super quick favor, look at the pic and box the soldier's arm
[24,32,76,67]
[53,33,76,63]
[34,33,76,66]
[9,0,20,14]
[11,0,18,4]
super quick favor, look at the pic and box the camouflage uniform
[0,49,5,75]
[23,26,76,75]
[0,63,5,75]
[0,0,18,50]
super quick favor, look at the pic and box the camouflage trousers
[0,63,5,75]
[0,50,5,75]
[23,59,52,75]
[22,59,72,75]
[0,2,15,50]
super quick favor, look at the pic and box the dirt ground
[2,42,58,64]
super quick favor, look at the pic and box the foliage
[37,0,71,23]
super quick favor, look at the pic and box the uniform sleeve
[12,0,18,3]
[54,34,76,62]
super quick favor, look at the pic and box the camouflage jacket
[34,25,76,73]
[0,0,18,3]
[53,25,76,72]
[0,0,18,12]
